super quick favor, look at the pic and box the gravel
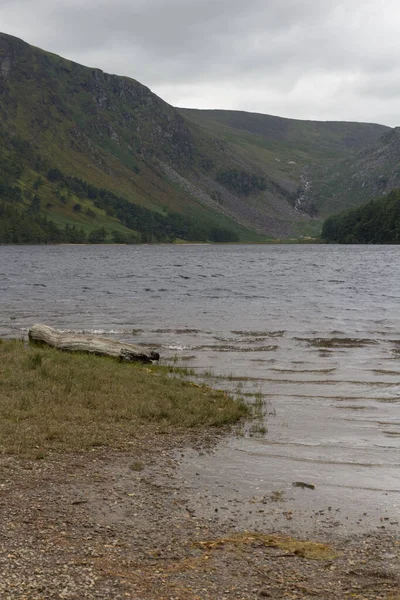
[0,430,399,599]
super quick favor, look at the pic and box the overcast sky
[1,0,400,126]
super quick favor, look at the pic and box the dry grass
[195,533,338,561]
[0,340,248,455]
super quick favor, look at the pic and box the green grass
[0,340,248,456]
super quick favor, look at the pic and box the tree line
[0,203,87,244]
[0,164,240,243]
[46,170,240,243]
[322,189,400,244]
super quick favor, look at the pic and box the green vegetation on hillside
[0,33,395,239]
[322,189,400,244]
[307,128,400,217]
[0,33,261,241]
[0,32,391,240]
[180,108,388,181]
[0,203,88,243]
[180,109,392,226]
[0,128,239,243]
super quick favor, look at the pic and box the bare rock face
[0,33,27,80]
[0,38,12,79]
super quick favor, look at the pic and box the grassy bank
[0,340,248,456]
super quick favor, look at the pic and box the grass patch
[0,340,248,456]
[195,533,338,561]
[129,461,144,472]
[155,365,197,377]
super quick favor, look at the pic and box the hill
[322,189,400,244]
[179,108,389,216]
[179,108,388,172]
[0,32,391,241]
[302,128,400,217]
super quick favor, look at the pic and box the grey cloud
[1,0,400,125]
[355,72,400,99]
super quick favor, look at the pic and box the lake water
[1,244,400,535]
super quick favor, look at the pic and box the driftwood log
[28,324,160,363]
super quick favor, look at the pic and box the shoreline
[1,336,399,597]
[1,432,399,599]
[0,240,324,247]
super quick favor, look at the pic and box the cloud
[1,0,400,125]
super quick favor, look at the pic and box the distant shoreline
[0,240,323,247]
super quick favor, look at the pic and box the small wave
[153,328,206,334]
[296,337,378,348]
[272,368,336,374]
[57,328,139,335]
[238,448,400,469]
[372,369,400,375]
[193,344,279,353]
[232,330,285,338]
[251,358,277,363]
[166,345,188,351]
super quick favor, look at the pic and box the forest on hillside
[0,132,239,244]
[321,189,400,244]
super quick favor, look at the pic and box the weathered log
[28,324,160,363]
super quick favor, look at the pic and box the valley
[0,32,397,242]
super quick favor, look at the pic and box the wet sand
[177,435,400,539]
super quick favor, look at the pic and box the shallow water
[1,244,400,533]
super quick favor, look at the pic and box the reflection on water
[1,244,400,530]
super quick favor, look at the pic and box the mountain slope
[303,128,400,217]
[179,109,389,205]
[0,32,391,240]
[179,109,388,166]
[0,32,300,239]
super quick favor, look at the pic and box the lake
[1,244,400,534]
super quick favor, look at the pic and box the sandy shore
[1,428,399,600]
